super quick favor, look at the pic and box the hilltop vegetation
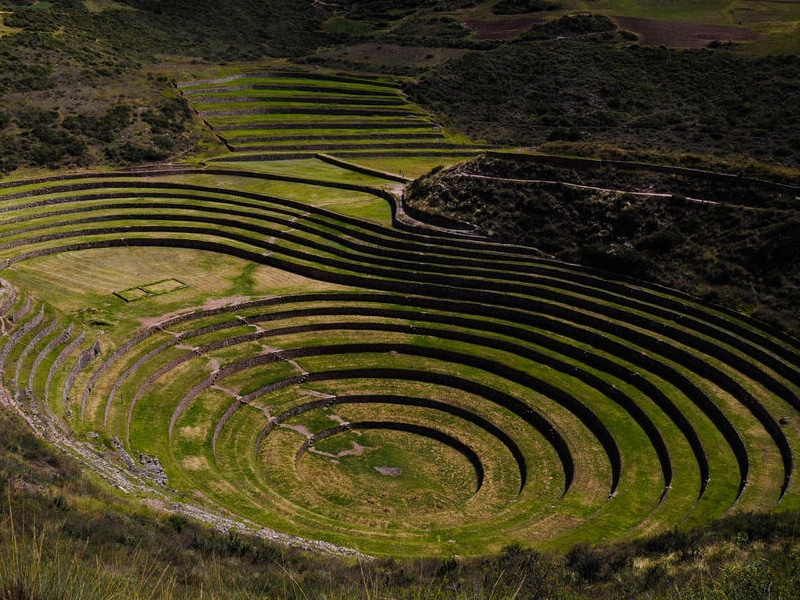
[0,0,336,174]
[405,15,800,166]
[2,3,800,173]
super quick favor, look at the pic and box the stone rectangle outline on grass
[114,278,188,302]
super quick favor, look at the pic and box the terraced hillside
[178,71,486,162]
[1,160,798,557]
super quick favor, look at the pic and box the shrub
[105,141,168,164]
[63,104,133,143]
[14,107,58,130]
[492,543,563,597]
[641,527,700,561]
[23,126,87,167]
[521,13,617,40]
[0,134,21,174]
[493,0,558,15]
[0,518,175,600]
[142,97,192,133]
[548,126,583,142]
[566,542,605,582]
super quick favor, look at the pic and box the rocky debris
[375,465,402,477]
[139,452,168,487]
[112,436,138,470]
[111,437,168,487]
[9,390,369,558]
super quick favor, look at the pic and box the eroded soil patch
[614,16,759,47]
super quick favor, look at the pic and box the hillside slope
[405,153,800,335]
[0,0,336,174]
[405,15,800,166]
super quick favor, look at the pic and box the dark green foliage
[0,0,359,175]
[63,104,132,142]
[406,19,800,165]
[749,216,800,269]
[14,106,58,129]
[381,13,475,48]
[0,134,21,174]
[493,0,558,15]
[548,126,583,142]
[0,94,192,171]
[335,0,473,21]
[580,242,654,278]
[405,155,800,335]
[566,542,606,582]
[320,0,497,48]
[336,0,433,20]
[104,0,332,59]
[105,141,168,164]
[141,98,189,134]
[490,543,564,597]
[14,0,531,174]
[641,527,701,560]
[520,13,616,39]
[715,556,800,600]
[5,106,89,168]
[22,124,87,167]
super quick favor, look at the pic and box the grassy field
[587,0,800,54]
[508,0,800,53]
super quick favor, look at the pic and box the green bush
[105,141,168,164]
[14,107,58,130]
[0,134,21,174]
[493,0,558,15]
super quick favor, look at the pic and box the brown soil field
[613,16,760,48]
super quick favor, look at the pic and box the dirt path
[455,173,718,206]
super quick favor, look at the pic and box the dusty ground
[613,16,760,48]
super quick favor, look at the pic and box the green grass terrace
[178,71,488,162]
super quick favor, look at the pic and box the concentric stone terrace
[1,165,799,556]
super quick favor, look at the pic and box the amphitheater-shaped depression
[1,161,800,556]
